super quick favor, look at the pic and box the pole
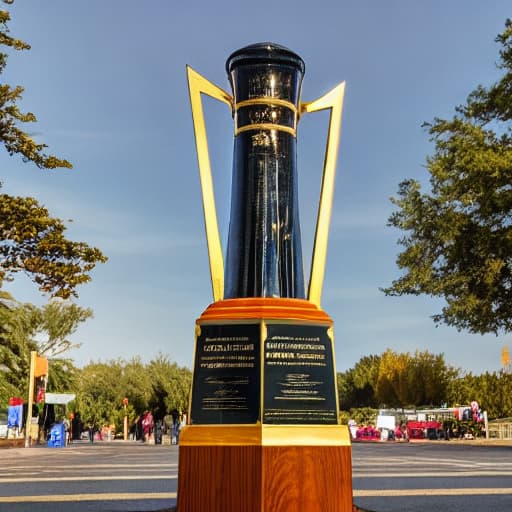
[25,351,37,448]
[123,403,128,441]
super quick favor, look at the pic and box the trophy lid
[226,42,305,75]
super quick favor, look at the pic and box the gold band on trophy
[235,124,297,137]
[236,97,298,112]
[234,97,298,136]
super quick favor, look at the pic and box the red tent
[407,420,442,440]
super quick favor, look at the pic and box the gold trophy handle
[186,66,232,302]
[301,82,346,307]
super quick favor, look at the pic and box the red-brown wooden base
[177,425,353,512]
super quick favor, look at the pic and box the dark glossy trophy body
[224,43,305,299]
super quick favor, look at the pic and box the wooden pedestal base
[177,425,353,512]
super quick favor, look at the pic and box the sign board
[376,415,395,430]
[44,393,76,405]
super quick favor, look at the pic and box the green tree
[120,357,152,414]
[447,371,476,408]
[33,300,90,394]
[0,292,37,399]
[0,194,107,298]
[337,354,381,410]
[345,407,378,426]
[46,358,78,397]
[0,296,89,400]
[449,370,512,419]
[351,354,381,403]
[406,350,459,406]
[0,1,71,169]
[147,354,192,419]
[383,20,512,335]
[339,349,458,409]
[75,356,192,430]
[337,371,357,411]
[0,2,107,298]
[376,350,411,407]
[75,361,124,427]
[0,1,105,407]
[32,300,92,357]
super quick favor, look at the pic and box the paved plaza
[0,441,511,511]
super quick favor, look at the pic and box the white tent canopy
[44,393,76,405]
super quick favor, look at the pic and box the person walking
[141,411,154,443]
[88,420,95,444]
[62,416,70,446]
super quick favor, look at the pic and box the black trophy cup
[179,43,352,512]
[224,43,305,300]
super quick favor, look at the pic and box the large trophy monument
[178,43,351,512]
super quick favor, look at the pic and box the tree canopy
[383,20,512,335]
[0,2,107,297]
[338,349,458,410]
[0,1,71,169]
[74,356,192,428]
[0,194,107,298]
[0,294,89,399]
[0,1,104,413]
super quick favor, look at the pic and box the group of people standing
[45,409,188,445]
[130,411,155,442]
[130,410,186,444]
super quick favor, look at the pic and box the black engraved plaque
[263,324,338,424]
[190,323,260,424]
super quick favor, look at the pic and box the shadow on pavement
[148,506,375,512]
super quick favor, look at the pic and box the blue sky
[1,1,510,375]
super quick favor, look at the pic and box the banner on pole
[34,356,48,377]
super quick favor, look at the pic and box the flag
[34,356,48,377]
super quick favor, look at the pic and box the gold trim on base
[179,424,351,447]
